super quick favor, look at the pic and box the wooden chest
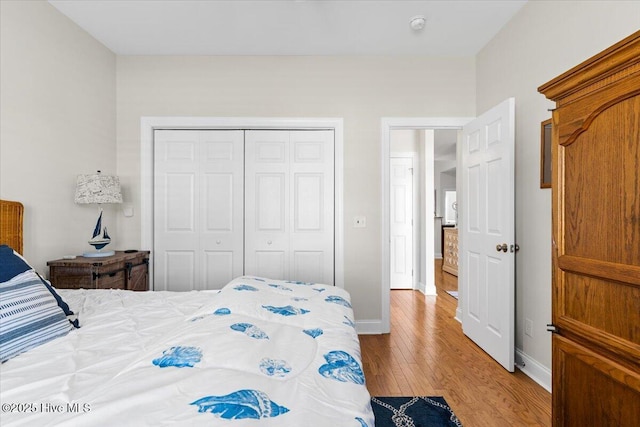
[48,251,150,291]
[442,227,458,276]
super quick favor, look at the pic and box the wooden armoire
[539,31,639,426]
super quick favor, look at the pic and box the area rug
[445,290,458,299]
[372,396,462,427]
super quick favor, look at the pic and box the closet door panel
[164,251,195,292]
[199,131,244,289]
[204,173,233,231]
[255,251,287,280]
[155,130,244,291]
[245,131,290,279]
[290,131,334,285]
[256,173,286,231]
[245,130,334,284]
[204,250,234,288]
[294,174,323,231]
[166,173,196,231]
[293,251,324,284]
[154,131,200,291]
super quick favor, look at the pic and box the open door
[460,98,515,371]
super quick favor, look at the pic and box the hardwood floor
[359,260,551,426]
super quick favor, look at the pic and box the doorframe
[140,117,345,290]
[381,117,473,333]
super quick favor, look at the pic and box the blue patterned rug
[372,396,462,427]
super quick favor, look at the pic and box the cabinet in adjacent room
[442,227,458,276]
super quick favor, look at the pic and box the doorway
[382,100,515,371]
[389,130,459,296]
[381,117,471,333]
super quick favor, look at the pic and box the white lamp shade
[74,174,123,204]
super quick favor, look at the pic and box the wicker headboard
[0,200,24,255]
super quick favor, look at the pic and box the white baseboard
[356,320,383,335]
[417,281,437,296]
[515,349,552,393]
[454,307,462,323]
[435,253,443,259]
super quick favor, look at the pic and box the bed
[0,200,374,426]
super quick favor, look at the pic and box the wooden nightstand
[48,251,150,291]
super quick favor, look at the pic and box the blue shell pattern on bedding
[303,328,324,338]
[262,304,310,316]
[153,346,202,368]
[184,276,373,424]
[230,322,269,339]
[318,350,365,385]
[325,295,352,308]
[260,358,292,377]
[191,389,289,419]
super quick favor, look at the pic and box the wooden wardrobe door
[539,31,640,427]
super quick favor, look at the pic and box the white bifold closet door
[154,130,244,291]
[245,130,335,285]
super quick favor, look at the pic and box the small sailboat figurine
[84,210,115,257]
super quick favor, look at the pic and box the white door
[154,130,244,291]
[460,98,515,371]
[390,157,414,289]
[245,130,334,284]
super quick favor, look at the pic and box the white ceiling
[48,0,527,56]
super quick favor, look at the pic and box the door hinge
[546,323,558,333]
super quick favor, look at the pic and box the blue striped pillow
[0,270,73,362]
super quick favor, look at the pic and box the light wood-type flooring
[359,260,551,426]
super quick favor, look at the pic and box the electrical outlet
[353,216,366,228]
[525,318,533,337]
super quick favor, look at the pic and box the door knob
[496,243,508,252]
[267,240,273,245]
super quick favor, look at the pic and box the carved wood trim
[559,87,640,147]
[538,30,640,101]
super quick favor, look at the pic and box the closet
[539,30,639,426]
[153,129,335,291]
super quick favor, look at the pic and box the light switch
[123,205,134,218]
[354,216,366,228]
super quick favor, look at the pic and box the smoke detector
[410,15,426,31]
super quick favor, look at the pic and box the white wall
[476,0,640,384]
[390,129,419,153]
[0,0,116,274]
[115,56,475,321]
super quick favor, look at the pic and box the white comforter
[0,277,374,427]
